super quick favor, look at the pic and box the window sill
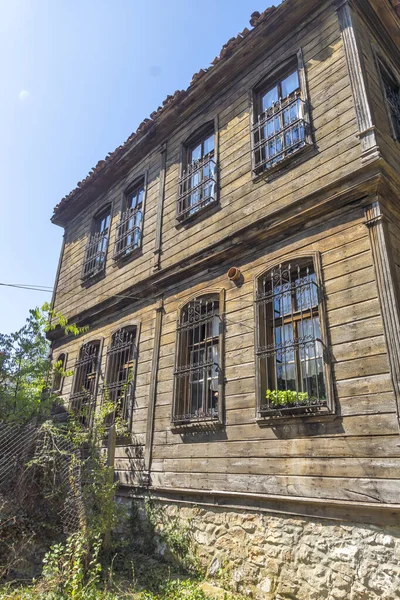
[81,268,106,287]
[112,246,142,267]
[171,415,222,434]
[252,142,315,184]
[256,406,336,427]
[175,198,219,228]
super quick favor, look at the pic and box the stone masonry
[125,498,400,600]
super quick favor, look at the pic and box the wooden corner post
[336,0,380,164]
[365,200,400,432]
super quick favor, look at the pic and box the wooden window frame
[376,56,400,143]
[51,352,68,395]
[251,49,312,180]
[114,173,148,264]
[69,338,104,426]
[176,118,219,224]
[254,252,334,423]
[81,204,112,281]
[172,289,225,431]
[103,323,141,431]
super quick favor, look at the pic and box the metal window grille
[113,207,143,259]
[70,342,100,426]
[382,69,400,140]
[252,85,308,176]
[82,230,109,279]
[256,260,328,416]
[173,297,220,424]
[103,328,136,426]
[177,154,217,221]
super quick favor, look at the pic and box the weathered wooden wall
[109,205,398,504]
[52,1,362,323]
[50,0,400,510]
[53,299,158,485]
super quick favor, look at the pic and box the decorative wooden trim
[364,200,400,431]
[337,1,380,164]
[143,297,164,482]
[153,144,167,271]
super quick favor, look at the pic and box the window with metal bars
[255,258,331,417]
[252,52,311,177]
[70,341,101,425]
[52,352,67,394]
[103,327,136,426]
[379,61,400,141]
[173,295,221,425]
[177,126,217,222]
[82,207,111,280]
[114,181,144,260]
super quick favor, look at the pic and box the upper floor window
[104,327,137,426]
[51,352,67,394]
[252,50,311,177]
[114,179,144,261]
[82,207,111,280]
[379,60,400,141]
[70,340,101,425]
[172,294,222,425]
[255,257,332,418]
[177,124,217,222]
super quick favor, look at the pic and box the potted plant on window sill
[262,389,327,416]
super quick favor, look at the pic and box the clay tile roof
[52,4,281,221]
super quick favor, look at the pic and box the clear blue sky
[0,0,274,334]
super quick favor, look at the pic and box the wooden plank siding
[145,206,399,502]
[51,2,363,324]
[49,0,400,509]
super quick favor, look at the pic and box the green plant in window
[266,389,308,407]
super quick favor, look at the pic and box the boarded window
[173,295,221,424]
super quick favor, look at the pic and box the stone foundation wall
[121,496,400,600]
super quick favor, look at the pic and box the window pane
[96,212,110,233]
[281,70,299,97]
[295,272,318,310]
[190,143,202,163]
[262,86,278,112]
[203,134,214,156]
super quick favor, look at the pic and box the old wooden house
[49,0,400,596]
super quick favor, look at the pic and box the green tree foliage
[0,303,86,423]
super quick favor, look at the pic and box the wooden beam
[143,297,164,482]
[365,200,400,432]
[153,143,167,271]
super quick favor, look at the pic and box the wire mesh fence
[0,416,86,580]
